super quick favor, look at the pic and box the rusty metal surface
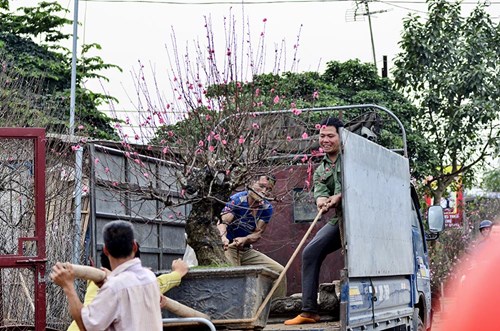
[263,321,341,331]
[0,128,47,330]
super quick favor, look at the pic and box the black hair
[100,242,140,270]
[319,117,344,131]
[102,220,135,259]
[250,174,276,186]
[100,251,111,270]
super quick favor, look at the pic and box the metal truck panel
[342,129,414,277]
[346,277,412,329]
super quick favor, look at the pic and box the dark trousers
[301,222,342,313]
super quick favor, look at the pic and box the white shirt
[81,258,161,331]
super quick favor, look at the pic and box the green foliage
[466,196,500,227]
[156,59,423,175]
[0,2,71,44]
[156,59,416,156]
[251,60,417,153]
[428,227,471,294]
[482,169,500,192]
[429,196,500,294]
[0,1,120,140]
[393,0,500,202]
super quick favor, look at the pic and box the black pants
[301,222,342,313]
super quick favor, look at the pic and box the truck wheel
[413,308,425,331]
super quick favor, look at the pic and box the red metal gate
[0,128,46,330]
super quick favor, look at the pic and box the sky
[9,0,500,146]
[72,0,416,117]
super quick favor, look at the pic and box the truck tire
[413,308,425,331]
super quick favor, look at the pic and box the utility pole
[70,0,79,136]
[382,55,388,78]
[70,0,84,269]
[345,1,388,71]
[364,0,377,69]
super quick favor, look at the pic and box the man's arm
[231,220,267,248]
[218,211,234,250]
[246,220,267,243]
[313,165,331,211]
[157,259,189,294]
[51,263,86,331]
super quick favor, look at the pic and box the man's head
[479,220,493,238]
[100,241,141,269]
[102,220,137,259]
[248,174,276,202]
[319,117,344,156]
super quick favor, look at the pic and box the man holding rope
[285,117,344,325]
[217,174,287,299]
[51,220,162,331]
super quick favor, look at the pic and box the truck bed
[263,321,341,331]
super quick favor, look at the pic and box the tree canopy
[393,0,500,202]
[0,1,120,139]
[159,59,418,159]
[482,169,500,192]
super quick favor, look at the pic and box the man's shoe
[284,314,320,325]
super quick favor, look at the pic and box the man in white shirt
[51,220,162,331]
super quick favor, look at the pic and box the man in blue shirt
[217,174,286,298]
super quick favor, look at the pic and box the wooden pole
[252,209,324,321]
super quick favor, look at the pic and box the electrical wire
[79,0,500,4]
[80,0,352,4]
[377,0,428,14]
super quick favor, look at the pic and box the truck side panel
[342,129,414,277]
[345,277,413,330]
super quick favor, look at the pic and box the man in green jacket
[285,117,344,325]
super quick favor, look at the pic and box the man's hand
[51,262,76,290]
[160,295,168,309]
[95,267,111,288]
[317,194,342,212]
[51,262,85,330]
[171,258,189,278]
[221,236,230,251]
[231,237,249,249]
[316,197,329,212]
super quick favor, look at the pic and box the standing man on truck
[285,117,344,325]
[51,220,162,331]
[217,174,287,298]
